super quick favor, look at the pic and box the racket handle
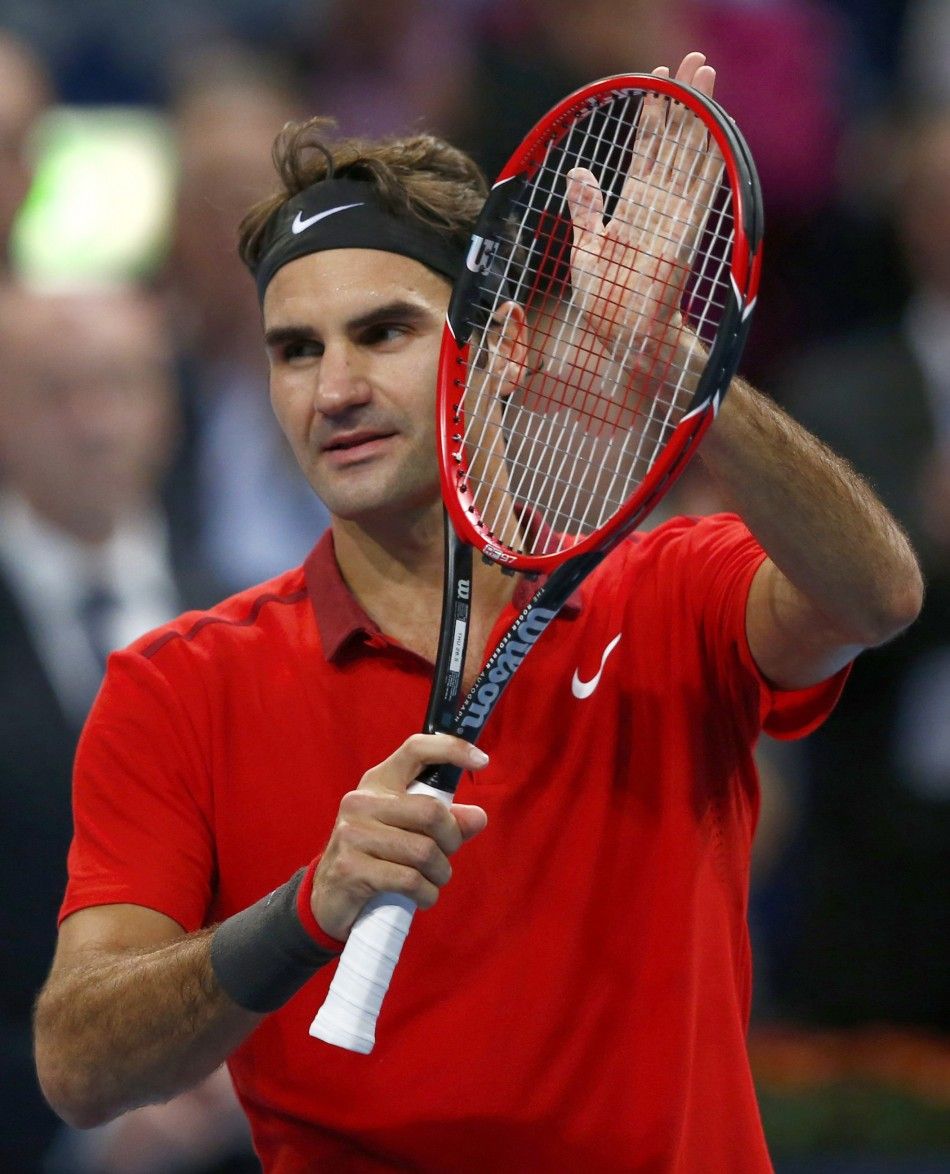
[308,781,452,1053]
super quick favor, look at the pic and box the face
[0,290,177,541]
[264,248,452,527]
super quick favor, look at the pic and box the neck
[21,492,118,548]
[331,506,516,663]
[333,494,442,577]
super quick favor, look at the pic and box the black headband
[249,177,467,301]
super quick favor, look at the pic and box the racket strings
[459,89,734,556]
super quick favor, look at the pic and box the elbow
[35,1050,110,1132]
[34,999,120,1130]
[35,1056,110,1131]
[43,1089,114,1132]
[861,562,925,647]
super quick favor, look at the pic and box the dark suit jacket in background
[0,560,224,1170]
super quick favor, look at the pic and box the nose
[314,340,372,417]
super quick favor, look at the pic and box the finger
[317,808,452,922]
[341,820,455,888]
[657,57,708,179]
[565,167,605,242]
[640,74,668,147]
[692,64,716,99]
[621,78,669,206]
[654,77,716,203]
[322,846,442,914]
[360,732,489,796]
[339,788,467,856]
[450,803,489,843]
[674,51,707,86]
[315,787,484,936]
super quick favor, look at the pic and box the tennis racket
[310,70,763,1052]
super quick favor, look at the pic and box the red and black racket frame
[423,74,764,790]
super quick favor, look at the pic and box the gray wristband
[210,867,341,1013]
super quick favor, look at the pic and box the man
[0,282,231,1169]
[34,55,922,1171]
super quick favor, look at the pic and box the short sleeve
[60,647,215,931]
[658,513,850,741]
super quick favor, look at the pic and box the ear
[490,300,528,395]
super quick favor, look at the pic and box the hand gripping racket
[310,71,763,1052]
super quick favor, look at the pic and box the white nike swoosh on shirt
[291,203,364,234]
[571,633,622,700]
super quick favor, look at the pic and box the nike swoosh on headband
[571,633,622,700]
[291,203,365,234]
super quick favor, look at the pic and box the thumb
[451,803,489,843]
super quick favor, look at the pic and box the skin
[35,51,922,1132]
[0,287,178,543]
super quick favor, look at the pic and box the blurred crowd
[0,2,946,1171]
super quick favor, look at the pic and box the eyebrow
[264,299,438,349]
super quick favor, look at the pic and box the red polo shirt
[62,514,847,1172]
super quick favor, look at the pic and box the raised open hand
[564,53,722,379]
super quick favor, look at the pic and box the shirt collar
[304,530,381,661]
[0,490,171,603]
[304,528,582,664]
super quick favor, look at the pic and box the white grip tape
[309,781,452,1053]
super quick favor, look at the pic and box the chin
[311,466,440,523]
[323,483,442,526]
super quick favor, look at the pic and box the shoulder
[123,564,313,669]
[604,512,760,583]
[581,514,765,648]
[84,565,315,759]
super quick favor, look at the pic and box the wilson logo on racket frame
[465,234,499,273]
[457,606,558,732]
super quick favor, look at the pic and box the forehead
[262,247,452,328]
[4,293,163,351]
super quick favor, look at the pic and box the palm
[564,63,723,377]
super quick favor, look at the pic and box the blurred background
[0,1,946,1171]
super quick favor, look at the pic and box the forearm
[34,930,259,1129]
[700,377,923,644]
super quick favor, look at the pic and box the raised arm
[556,51,922,685]
[35,733,488,1129]
[698,377,923,688]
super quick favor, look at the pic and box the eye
[361,322,410,347]
[281,339,323,363]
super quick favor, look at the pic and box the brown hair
[238,117,488,272]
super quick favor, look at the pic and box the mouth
[321,430,398,465]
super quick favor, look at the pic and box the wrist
[210,864,342,1014]
[295,856,345,953]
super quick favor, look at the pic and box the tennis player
[35,54,922,1172]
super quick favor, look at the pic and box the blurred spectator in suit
[164,50,331,592]
[773,107,950,1032]
[0,30,53,270]
[0,282,251,1170]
